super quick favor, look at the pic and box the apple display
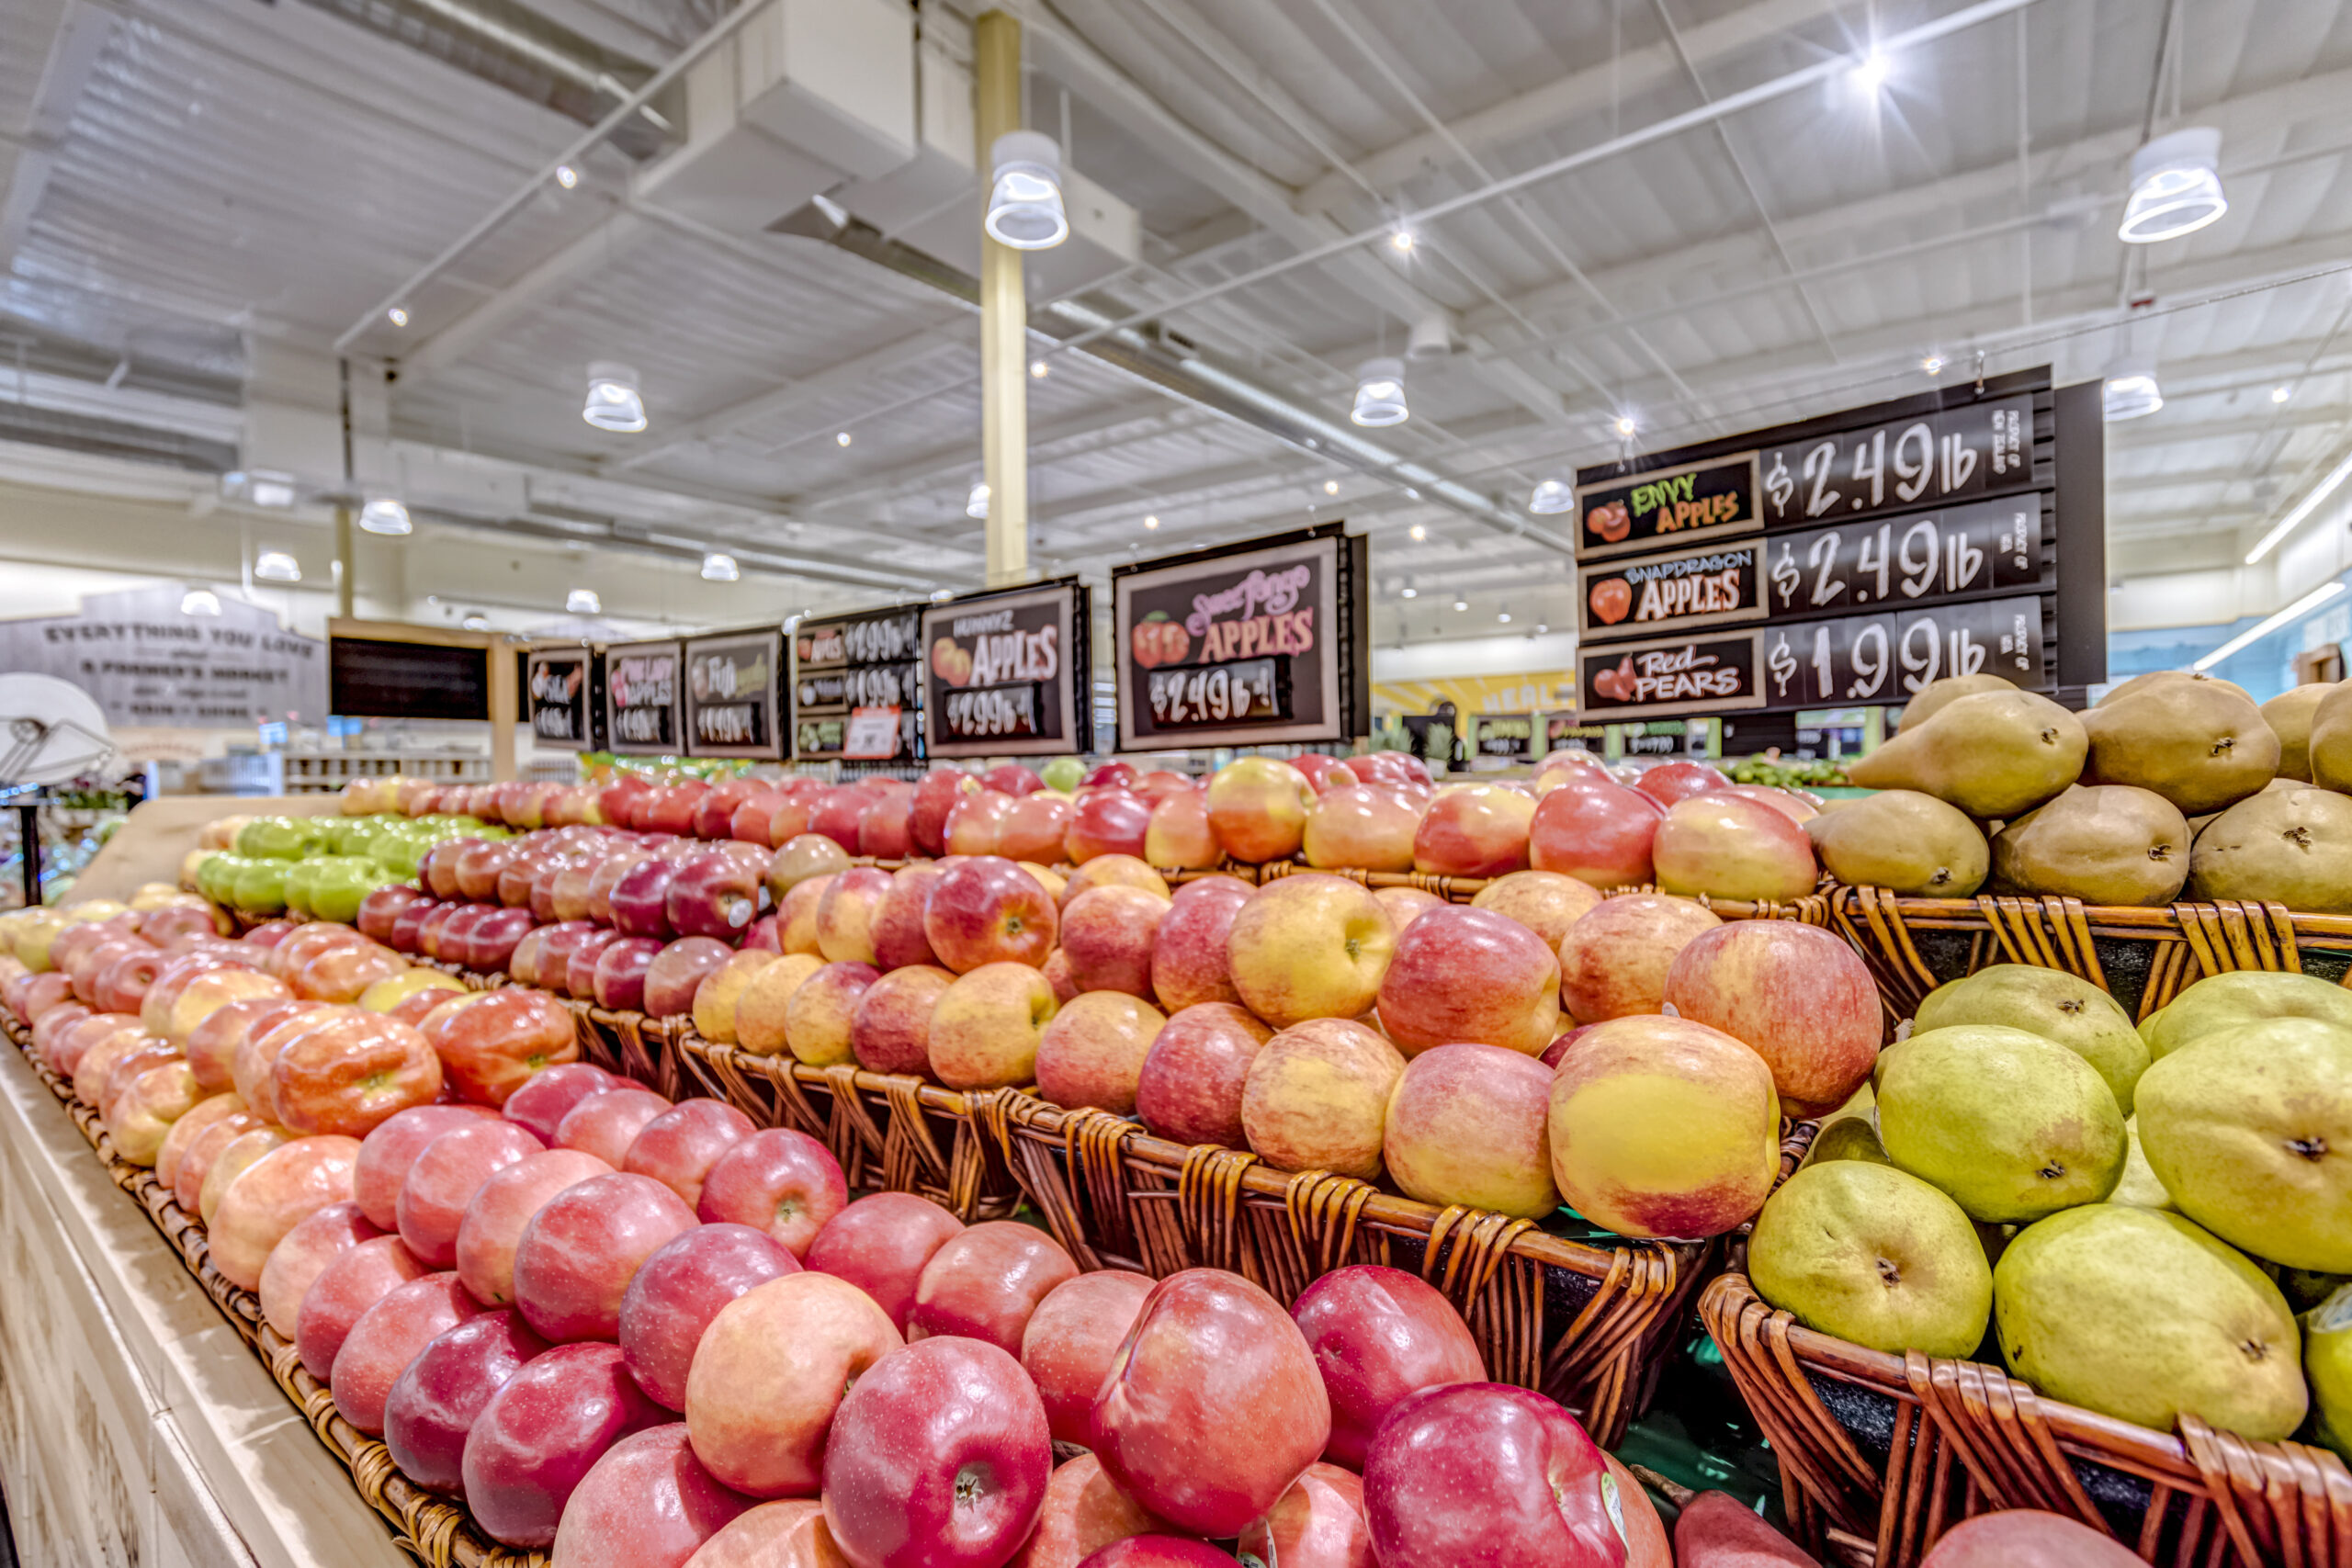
[462,1341,667,1548]
[356,1104,506,1227]
[1064,791,1154,864]
[683,1271,903,1497]
[1091,1269,1330,1537]
[1241,1019,1407,1180]
[1662,920,1883,1116]
[618,1223,799,1410]
[556,1087,673,1168]
[1555,893,1723,1023]
[1374,906,1561,1057]
[1006,1454,1161,1568]
[1291,1264,1486,1469]
[732,953,824,1056]
[1361,1383,1626,1568]
[422,987,580,1104]
[1651,793,1819,903]
[383,1309,552,1495]
[1134,1002,1272,1149]
[927,963,1058,1089]
[456,1148,615,1307]
[926,858,1058,973]
[1204,758,1313,864]
[209,1133,363,1291]
[331,1271,484,1434]
[549,1425,756,1568]
[501,1063,616,1142]
[820,1336,1051,1568]
[1302,783,1422,874]
[1413,783,1536,878]
[398,1120,548,1267]
[802,1191,963,1328]
[911,769,981,857]
[624,1100,754,1211]
[1035,991,1167,1116]
[908,1222,1079,1353]
[1021,1270,1155,1445]
[1383,1043,1560,1217]
[272,1012,444,1137]
[258,1200,383,1340]
[849,964,954,1077]
[297,1235,430,1380]
[1060,887,1172,999]
[1224,874,1393,1029]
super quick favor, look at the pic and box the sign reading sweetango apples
[1113,525,1370,750]
[917,579,1091,759]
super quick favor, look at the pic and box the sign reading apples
[1573,452,1761,562]
[601,638,683,753]
[683,626,785,760]
[525,647,598,751]
[1113,525,1370,751]
[917,580,1091,758]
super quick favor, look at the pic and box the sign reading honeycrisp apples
[1113,524,1370,751]
[919,579,1091,758]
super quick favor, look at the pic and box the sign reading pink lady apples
[918,578,1091,759]
[1113,525,1370,750]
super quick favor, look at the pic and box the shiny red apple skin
[684,1271,904,1498]
[296,1234,428,1380]
[502,1063,617,1143]
[646,936,736,1018]
[1059,886,1170,999]
[821,1336,1051,1568]
[512,1170,700,1342]
[556,1087,672,1168]
[1289,1264,1486,1469]
[589,936,662,1011]
[561,928,628,999]
[1148,878,1250,1013]
[382,1308,551,1495]
[1021,1271,1155,1446]
[398,1119,548,1268]
[925,857,1058,973]
[456,1147,615,1307]
[910,769,980,857]
[1090,1269,1331,1537]
[1661,919,1882,1117]
[695,1129,850,1257]
[669,851,763,942]
[999,794,1075,864]
[870,864,947,970]
[1302,782,1422,874]
[1076,1537,1235,1567]
[1010,1454,1161,1568]
[857,792,915,861]
[1360,1382,1628,1568]
[802,1192,964,1329]
[1065,791,1153,864]
[462,1341,668,1549]
[332,1270,484,1435]
[909,1223,1080,1355]
[849,964,954,1077]
[624,1100,754,1211]
[1238,1464,1374,1568]
[551,1424,757,1568]
[1383,1043,1561,1217]
[1651,792,1819,904]
[356,1104,505,1228]
[643,783,711,838]
[423,987,581,1104]
[465,907,539,974]
[1411,784,1536,878]
[1134,1002,1273,1150]
[1374,905,1562,1058]
[695,780,765,840]
[609,858,680,941]
[358,885,427,944]
[619,1223,801,1412]
[1634,760,1728,807]
[258,1200,383,1341]
[1555,893,1722,1023]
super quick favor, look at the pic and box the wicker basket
[1826,886,2352,1024]
[675,1035,1024,1220]
[3,1019,538,1567]
[1700,1271,2352,1568]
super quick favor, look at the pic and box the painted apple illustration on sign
[1590,657,1637,702]
[931,638,975,687]
[1130,615,1192,670]
[1589,578,1632,626]
[1587,500,1631,543]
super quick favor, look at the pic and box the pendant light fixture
[967,481,990,520]
[1351,356,1408,427]
[2102,357,2164,422]
[180,587,221,616]
[254,550,301,583]
[701,553,740,581]
[582,362,647,433]
[984,131,1069,250]
[567,588,602,615]
[1529,479,1573,514]
[2118,128,2227,244]
[358,497,412,536]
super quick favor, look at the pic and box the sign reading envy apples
[1572,452,1761,563]
[918,579,1091,759]
[1112,525,1371,751]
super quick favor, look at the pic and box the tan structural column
[486,635,517,783]
[975,9,1030,588]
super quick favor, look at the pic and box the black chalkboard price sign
[1758,396,2032,527]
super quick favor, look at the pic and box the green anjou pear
[1994,1204,2306,1440]
[1989,784,2189,907]
[1897,672,2017,731]
[2109,1118,2176,1211]
[1805,790,1988,896]
[1747,1160,1992,1359]
[2139,970,2352,1058]
[1875,1024,2125,1224]
[2188,783,2352,914]
[2263,684,2333,783]
[2309,683,2352,793]
[2304,1284,2352,1463]
[1846,690,2086,820]
[1913,964,2148,1114]
[2136,1016,2352,1272]
[2083,680,2279,816]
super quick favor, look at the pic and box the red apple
[557,1087,673,1168]
[1066,791,1154,864]
[383,1308,552,1495]
[618,1224,800,1411]
[1021,1271,1155,1446]
[1007,1454,1160,1568]
[586,852,650,925]
[1134,1002,1272,1150]
[356,1103,504,1227]
[821,1336,1051,1568]
[668,851,763,942]
[209,1133,363,1292]
[908,1222,1079,1354]
[562,929,628,999]
[924,858,1057,973]
[399,1119,548,1267]
[502,1063,616,1143]
[551,1424,756,1568]
[1205,758,1313,864]
[29,998,95,1072]
[1291,1264,1486,1469]
[1634,760,1728,807]
[804,787,866,852]
[1077,1537,1235,1567]
[857,792,915,860]
[516,920,591,988]
[625,1100,754,1211]
[684,1271,902,1497]
[331,1270,483,1434]
[1224,874,1394,1030]
[1555,894,1722,1023]
[1375,886,1444,933]
[1042,949,1080,1004]
[741,913,782,954]
[1662,920,1882,1117]
[172,1107,267,1213]
[463,1341,668,1548]
[454,840,522,903]
[273,1012,445,1137]
[814,866,892,964]
[870,865,946,970]
[591,936,663,1012]
[1303,784,1423,873]
[695,780,766,840]
[944,790,1016,857]
[513,1169,700,1341]
[422,987,580,1104]
[802,1192,963,1328]
[154,1091,253,1192]
[296,1235,429,1379]
[1361,1383,1625,1568]
[1035,991,1166,1116]
[93,943,170,1016]
[1413,784,1535,878]
[1238,1464,1374,1568]
[257,1200,383,1340]
[644,783,712,838]
[1384,1043,1560,1217]
[1091,1269,1330,1537]
[1652,793,1820,904]
[911,770,981,857]
[647,936,736,1018]
[610,858,680,941]
[456,1147,615,1306]
[1060,886,1171,999]
[1141,788,1218,871]
[1374,906,1561,1057]
[849,964,954,1077]
[1240,1019,1406,1181]
[986,763,1047,795]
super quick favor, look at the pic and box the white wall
[1373,631,1578,682]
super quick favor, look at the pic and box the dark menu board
[329,637,489,721]
[1113,525,1369,751]
[1758,396,2031,527]
[1574,451,1760,562]
[792,606,921,761]
[919,579,1090,758]
[1475,715,1534,760]
[1577,630,1767,721]
[603,638,683,753]
[525,648,597,750]
[1758,594,2046,708]
[684,627,784,760]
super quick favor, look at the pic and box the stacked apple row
[334,745,1831,907]
[0,900,1689,1568]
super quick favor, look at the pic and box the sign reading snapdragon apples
[918,579,1090,758]
[1113,525,1369,750]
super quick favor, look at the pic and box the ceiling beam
[0,0,116,271]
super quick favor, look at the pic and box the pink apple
[624,1100,754,1211]
[814,866,891,964]
[423,987,581,1105]
[1021,1270,1155,1445]
[556,1087,673,1168]
[910,769,981,858]
[1555,893,1722,1023]
[1412,784,1535,878]
[590,936,663,1012]
[551,1425,756,1568]
[1135,1002,1272,1149]
[1382,1044,1560,1217]
[1240,1019,1406,1180]
[1066,791,1154,864]
[1652,793,1820,904]
[1224,874,1394,1030]
[297,1235,429,1380]
[909,1222,1079,1354]
[398,1119,547,1268]
[782,960,878,1067]
[1362,1383,1624,1568]
[808,786,869,852]
[1290,1264,1487,1469]
[1304,784,1423,873]
[463,1341,667,1548]
[512,1170,701,1341]
[944,789,1016,857]
[257,1200,383,1341]
[1001,794,1077,863]
[331,1271,483,1434]
[455,1147,615,1307]
[501,1063,616,1144]
[1374,906,1561,1057]
[1239,1464,1374,1568]
[802,1191,964,1329]
[618,1223,800,1410]
[1143,789,1219,871]
[382,1309,551,1495]
[1010,1455,1163,1568]
[209,1133,363,1292]
[925,857,1058,973]
[683,1271,903,1497]
[1634,760,1728,807]
[1204,758,1313,864]
[1035,991,1167,1116]
[1060,886,1172,999]
[849,964,955,1077]
[870,864,946,970]
[1661,920,1882,1117]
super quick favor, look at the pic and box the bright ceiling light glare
[387,306,409,327]
[1324,479,1340,495]
[1535,622,1549,634]
[180,588,221,617]
[984,130,1069,250]
[1497,610,1512,624]
[2246,449,2352,563]
[1030,359,1049,379]
[1408,523,1427,542]
[237,468,297,508]
[1922,355,1946,375]
[555,164,579,190]
[1614,414,1637,438]
[966,480,990,520]
[701,552,740,582]
[1400,585,1418,598]
[582,361,647,433]
[254,549,300,583]
[1389,229,1415,254]
[1452,597,1469,612]
[835,431,853,447]
[1143,514,1159,530]
[1529,478,1574,514]
[1351,356,1408,427]
[2103,361,2164,422]
[461,614,491,631]
[931,589,954,604]
[358,497,412,536]
[2119,127,2227,244]
[2193,581,2348,670]
[1851,50,1890,93]
[566,588,602,615]
[2273,385,2294,404]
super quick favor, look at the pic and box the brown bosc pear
[1989,784,2190,906]
[2262,683,2334,782]
[2081,680,2279,814]
[2098,669,2252,706]
[1897,672,2017,731]
[2187,782,2352,913]
[1804,790,1988,896]
[2309,682,2352,792]
[1846,690,2086,819]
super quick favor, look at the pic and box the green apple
[1040,757,1084,793]
[195,853,242,905]
[283,858,322,919]
[231,857,290,915]
[308,858,378,924]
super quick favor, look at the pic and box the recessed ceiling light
[1614,414,1637,437]
[1530,479,1572,514]
[836,431,853,447]
[1401,585,1417,598]
[2273,385,2293,404]
[1324,479,1340,494]
[567,588,601,615]
[1452,598,1469,612]
[1389,229,1415,253]
[1922,355,1946,375]
[701,552,740,581]
[1143,514,1159,530]
[180,588,221,616]
[387,306,409,327]
[1408,524,1427,542]
[555,164,579,189]
[1030,360,1049,379]
[254,549,300,583]
[358,497,411,536]
[1497,611,1512,624]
